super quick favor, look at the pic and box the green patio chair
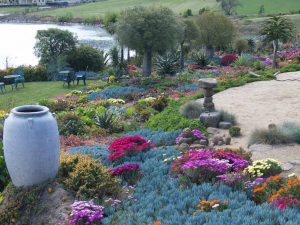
[13,68,25,88]
[0,82,5,93]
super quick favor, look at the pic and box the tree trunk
[206,46,214,59]
[142,48,152,76]
[180,42,184,70]
[272,40,278,69]
[127,48,130,63]
[120,45,124,65]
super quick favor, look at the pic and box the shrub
[59,153,120,199]
[253,60,266,70]
[179,101,204,119]
[154,52,179,75]
[125,129,181,146]
[221,54,238,66]
[151,94,168,112]
[171,149,249,184]
[0,141,9,191]
[233,55,251,67]
[280,64,300,73]
[146,101,207,132]
[58,113,86,136]
[88,86,145,100]
[134,104,158,122]
[107,136,153,161]
[229,126,241,137]
[57,13,73,22]
[234,39,248,55]
[281,122,300,144]
[246,158,282,178]
[219,110,237,125]
[248,127,289,146]
[67,45,107,72]
[109,46,120,68]
[183,9,193,17]
[69,200,105,225]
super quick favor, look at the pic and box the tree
[179,20,199,69]
[116,6,182,76]
[260,16,296,68]
[196,12,235,57]
[216,0,240,16]
[67,45,107,72]
[34,28,77,64]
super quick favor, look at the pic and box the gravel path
[212,71,300,175]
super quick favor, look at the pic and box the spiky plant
[95,111,117,132]
[192,50,208,68]
[154,52,179,75]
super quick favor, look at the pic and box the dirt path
[212,71,300,175]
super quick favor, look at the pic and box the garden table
[3,75,22,90]
[59,70,75,89]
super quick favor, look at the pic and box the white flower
[212,204,219,208]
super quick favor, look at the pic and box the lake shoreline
[0,13,103,27]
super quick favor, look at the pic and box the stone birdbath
[199,78,221,128]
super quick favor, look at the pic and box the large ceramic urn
[3,105,60,187]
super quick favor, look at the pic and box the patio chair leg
[77,79,79,85]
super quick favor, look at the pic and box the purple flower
[69,200,105,225]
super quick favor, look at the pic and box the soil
[210,71,300,176]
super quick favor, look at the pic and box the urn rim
[11,105,49,116]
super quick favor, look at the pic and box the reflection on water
[0,23,115,69]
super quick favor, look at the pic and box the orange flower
[154,222,161,225]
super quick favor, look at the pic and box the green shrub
[58,113,86,136]
[233,55,251,67]
[248,127,289,146]
[95,111,122,133]
[183,9,193,17]
[59,153,120,199]
[253,60,266,70]
[57,13,73,22]
[38,99,55,109]
[229,126,241,137]
[179,101,203,119]
[146,100,207,132]
[280,64,300,73]
[0,141,9,191]
[281,122,300,144]
[219,110,237,125]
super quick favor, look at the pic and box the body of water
[0,23,115,69]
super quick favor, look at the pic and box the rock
[177,143,189,152]
[179,137,194,145]
[200,111,221,128]
[199,78,218,89]
[213,136,223,146]
[219,121,232,129]
[199,139,209,146]
[204,97,213,103]
[190,144,203,149]
[182,128,193,138]
[218,140,224,146]
[207,127,220,135]
[289,159,300,165]
[225,136,231,145]
[268,123,277,130]
[282,163,294,171]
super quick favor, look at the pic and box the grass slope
[0,81,88,110]
[32,0,215,19]
[237,0,300,17]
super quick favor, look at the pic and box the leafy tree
[216,0,240,15]
[116,6,182,76]
[179,20,199,69]
[67,45,107,72]
[260,16,296,68]
[196,12,235,57]
[258,5,265,15]
[34,28,77,64]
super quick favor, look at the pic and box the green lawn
[237,0,300,17]
[0,81,89,110]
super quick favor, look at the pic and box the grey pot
[3,105,60,187]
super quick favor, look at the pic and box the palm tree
[260,16,296,68]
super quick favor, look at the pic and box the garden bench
[58,70,75,89]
